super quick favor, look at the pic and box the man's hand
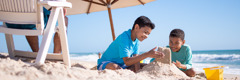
[147,47,165,59]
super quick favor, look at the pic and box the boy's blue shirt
[150,44,193,70]
[97,29,140,66]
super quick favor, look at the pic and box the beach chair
[0,0,72,67]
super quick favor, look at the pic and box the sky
[0,0,240,53]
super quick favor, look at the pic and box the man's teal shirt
[151,44,193,70]
[5,7,51,30]
[97,29,139,66]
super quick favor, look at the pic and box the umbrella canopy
[66,0,155,41]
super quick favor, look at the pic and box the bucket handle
[210,66,225,70]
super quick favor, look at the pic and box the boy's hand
[173,60,182,68]
[147,47,165,58]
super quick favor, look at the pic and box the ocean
[70,50,240,75]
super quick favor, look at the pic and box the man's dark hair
[132,16,155,30]
[170,29,185,40]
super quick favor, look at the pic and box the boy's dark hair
[170,29,185,40]
[132,16,155,30]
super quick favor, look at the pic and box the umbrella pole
[107,5,116,41]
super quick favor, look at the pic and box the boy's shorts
[5,7,58,30]
[97,61,128,70]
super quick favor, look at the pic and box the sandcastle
[137,47,190,79]
[154,47,172,64]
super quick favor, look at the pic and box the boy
[97,16,165,72]
[151,29,195,77]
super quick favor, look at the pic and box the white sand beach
[0,52,239,80]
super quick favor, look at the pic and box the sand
[0,52,239,80]
[137,61,189,79]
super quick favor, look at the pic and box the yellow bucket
[140,60,144,63]
[203,66,224,80]
[140,59,149,63]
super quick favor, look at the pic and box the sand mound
[135,47,190,79]
[137,61,189,80]
[0,53,215,80]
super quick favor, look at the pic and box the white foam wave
[70,54,99,62]
[192,54,240,62]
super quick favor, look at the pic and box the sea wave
[70,53,99,62]
[192,54,240,62]
[70,53,240,62]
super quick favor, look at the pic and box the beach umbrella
[66,0,155,41]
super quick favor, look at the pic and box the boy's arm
[176,47,192,69]
[174,60,187,69]
[184,47,193,70]
[133,54,140,72]
[122,52,149,66]
[173,46,192,70]
[123,47,164,66]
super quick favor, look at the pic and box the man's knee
[25,36,39,52]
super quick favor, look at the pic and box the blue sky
[0,0,240,53]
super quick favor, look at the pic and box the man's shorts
[97,61,128,70]
[5,7,57,30]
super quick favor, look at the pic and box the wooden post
[107,3,116,41]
